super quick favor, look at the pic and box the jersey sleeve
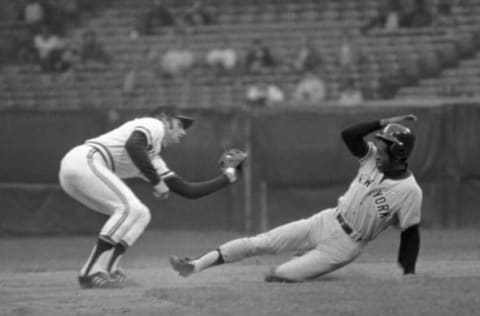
[132,118,165,149]
[397,188,422,230]
[151,156,175,180]
[358,142,376,167]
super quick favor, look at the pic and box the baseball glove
[218,148,248,171]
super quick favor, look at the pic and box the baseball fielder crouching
[59,106,246,289]
[170,114,422,282]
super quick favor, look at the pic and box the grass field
[1,229,479,316]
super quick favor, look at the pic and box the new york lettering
[372,190,390,218]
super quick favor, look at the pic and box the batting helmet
[375,123,415,161]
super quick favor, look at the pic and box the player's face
[374,139,394,172]
[163,118,186,146]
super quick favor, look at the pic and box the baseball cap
[149,105,195,130]
[174,114,194,130]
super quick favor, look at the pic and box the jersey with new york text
[336,142,422,242]
[86,117,175,180]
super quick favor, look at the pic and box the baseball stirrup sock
[108,241,128,272]
[80,238,114,276]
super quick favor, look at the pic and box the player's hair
[149,105,178,118]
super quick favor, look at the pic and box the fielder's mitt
[218,148,248,170]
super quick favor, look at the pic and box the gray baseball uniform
[218,141,421,280]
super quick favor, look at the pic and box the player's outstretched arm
[164,174,231,199]
[341,114,417,159]
[165,148,247,199]
[341,120,382,158]
[397,224,420,275]
[380,114,417,126]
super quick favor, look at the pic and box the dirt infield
[1,229,479,316]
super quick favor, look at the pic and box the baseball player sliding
[58,106,247,289]
[170,114,422,282]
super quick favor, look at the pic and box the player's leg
[59,146,151,287]
[266,209,364,282]
[106,201,151,282]
[265,247,359,282]
[170,216,315,277]
[72,175,150,279]
[62,172,150,285]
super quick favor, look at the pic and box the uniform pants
[58,145,151,246]
[220,208,365,281]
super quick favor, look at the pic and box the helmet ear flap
[389,141,405,161]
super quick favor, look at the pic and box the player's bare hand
[153,182,169,200]
[153,191,169,200]
[381,114,417,126]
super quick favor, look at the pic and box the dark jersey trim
[85,141,116,171]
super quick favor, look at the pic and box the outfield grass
[0,229,479,316]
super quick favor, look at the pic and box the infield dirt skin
[1,229,479,316]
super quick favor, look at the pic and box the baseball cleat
[169,256,194,277]
[109,269,127,283]
[78,271,122,289]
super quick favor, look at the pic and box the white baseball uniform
[219,142,423,280]
[59,117,174,246]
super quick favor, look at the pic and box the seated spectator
[122,53,139,95]
[246,80,285,107]
[292,72,327,104]
[337,31,362,72]
[43,0,69,35]
[244,39,275,74]
[34,25,65,72]
[62,0,81,26]
[160,37,195,77]
[123,49,158,95]
[433,0,455,26]
[403,0,433,28]
[79,30,112,66]
[134,0,176,37]
[338,79,364,106]
[23,0,45,32]
[205,37,237,73]
[61,41,79,67]
[56,41,80,79]
[183,0,214,27]
[291,35,323,73]
[378,70,402,99]
[361,0,405,33]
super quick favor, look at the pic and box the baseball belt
[336,213,363,242]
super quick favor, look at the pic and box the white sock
[192,250,221,273]
[89,248,113,275]
[109,254,123,272]
[80,246,97,276]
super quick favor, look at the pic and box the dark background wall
[0,104,479,235]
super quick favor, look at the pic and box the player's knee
[219,238,257,262]
[271,266,304,282]
[265,268,298,283]
[130,201,151,225]
[58,166,81,188]
[250,233,275,253]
